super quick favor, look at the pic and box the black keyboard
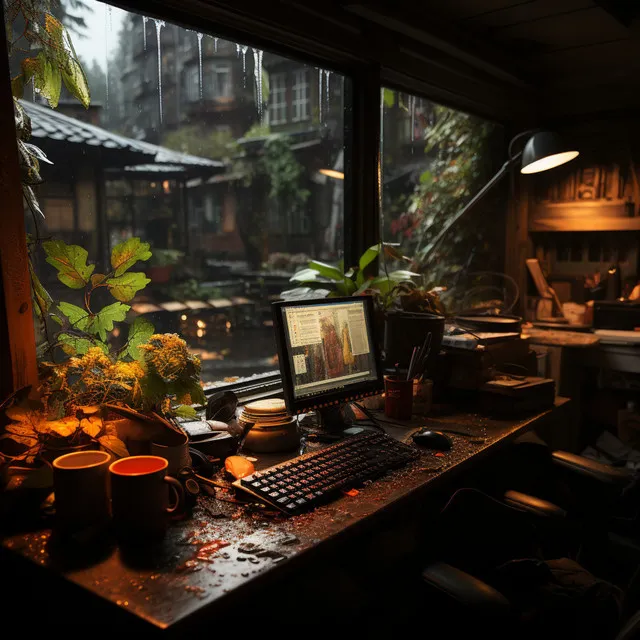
[233,430,420,515]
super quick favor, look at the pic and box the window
[204,63,232,99]
[269,72,287,125]
[292,69,310,122]
[381,88,503,312]
[12,0,348,387]
[185,65,200,102]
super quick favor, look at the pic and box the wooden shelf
[529,217,640,232]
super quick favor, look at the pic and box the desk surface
[2,400,569,632]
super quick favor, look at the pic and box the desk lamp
[424,130,579,263]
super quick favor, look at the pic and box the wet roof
[20,100,224,172]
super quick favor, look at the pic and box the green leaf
[61,56,90,109]
[173,405,197,419]
[120,316,154,361]
[368,276,395,294]
[58,301,89,327]
[290,268,327,283]
[383,88,396,108]
[388,270,420,280]
[58,301,129,341]
[58,333,108,356]
[23,185,44,218]
[106,272,151,302]
[111,238,152,277]
[354,278,374,295]
[98,435,129,458]
[43,240,94,289]
[307,260,345,282]
[87,302,130,341]
[359,243,382,273]
[91,273,107,286]
[29,261,52,319]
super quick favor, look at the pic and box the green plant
[30,238,204,419]
[7,1,90,220]
[384,97,496,288]
[285,242,444,312]
[149,249,184,268]
[167,279,222,302]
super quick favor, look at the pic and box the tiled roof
[20,100,224,172]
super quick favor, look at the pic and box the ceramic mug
[151,429,191,476]
[109,456,183,541]
[53,450,112,534]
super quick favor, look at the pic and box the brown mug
[109,456,183,541]
[53,450,112,534]
[384,375,414,421]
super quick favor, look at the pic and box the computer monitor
[272,296,384,429]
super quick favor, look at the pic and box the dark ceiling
[342,0,640,118]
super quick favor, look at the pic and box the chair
[420,487,637,640]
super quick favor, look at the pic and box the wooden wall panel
[0,4,38,398]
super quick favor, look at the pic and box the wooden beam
[0,4,38,398]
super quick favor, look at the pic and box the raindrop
[154,19,166,123]
[325,69,330,109]
[241,45,248,86]
[143,16,148,50]
[214,37,218,52]
[105,4,111,111]
[236,43,241,57]
[318,69,323,123]
[410,94,415,148]
[252,48,263,120]
[197,32,204,99]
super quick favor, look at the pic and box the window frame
[0,0,517,400]
[268,71,288,125]
[291,68,310,122]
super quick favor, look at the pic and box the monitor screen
[273,297,382,412]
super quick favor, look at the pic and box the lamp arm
[508,128,540,161]
[422,152,521,264]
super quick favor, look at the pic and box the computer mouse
[411,429,452,451]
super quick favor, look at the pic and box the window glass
[269,72,288,125]
[380,88,506,313]
[10,0,348,387]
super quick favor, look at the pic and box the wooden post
[0,5,38,398]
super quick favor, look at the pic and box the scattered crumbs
[176,559,203,573]
[184,585,206,596]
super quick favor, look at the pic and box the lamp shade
[520,131,579,174]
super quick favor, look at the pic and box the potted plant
[148,249,184,283]
[1,238,207,474]
[285,242,445,372]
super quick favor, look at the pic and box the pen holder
[412,379,433,416]
[384,375,413,421]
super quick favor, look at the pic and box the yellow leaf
[6,406,30,422]
[47,417,79,438]
[98,435,128,458]
[5,423,37,438]
[77,405,100,415]
[81,417,102,438]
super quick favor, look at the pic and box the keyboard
[233,430,420,515]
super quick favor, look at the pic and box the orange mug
[109,456,183,541]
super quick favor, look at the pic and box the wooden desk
[1,400,569,634]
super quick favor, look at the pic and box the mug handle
[164,475,184,514]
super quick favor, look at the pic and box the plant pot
[382,310,445,378]
[109,418,163,456]
[148,265,173,283]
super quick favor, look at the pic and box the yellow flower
[139,333,193,381]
